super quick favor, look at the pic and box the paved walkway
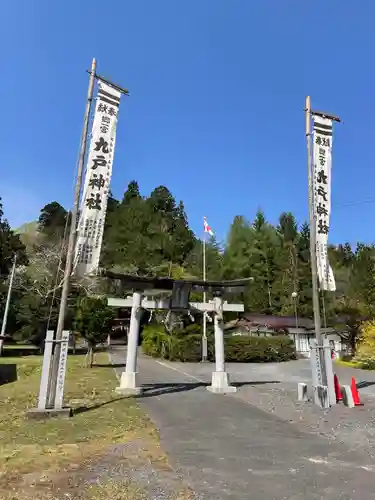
[110,348,375,500]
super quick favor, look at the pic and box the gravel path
[232,382,375,459]
[18,438,193,500]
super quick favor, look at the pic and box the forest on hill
[1,180,375,344]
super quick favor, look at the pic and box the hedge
[142,325,296,362]
[141,324,203,362]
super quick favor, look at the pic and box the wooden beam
[102,270,252,294]
[311,109,341,123]
[107,297,244,313]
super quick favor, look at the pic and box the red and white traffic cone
[334,373,343,402]
[351,377,363,406]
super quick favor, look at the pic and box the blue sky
[1,1,374,246]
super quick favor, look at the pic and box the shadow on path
[357,380,375,389]
[138,380,280,398]
[94,363,126,368]
[73,380,282,415]
[73,397,127,415]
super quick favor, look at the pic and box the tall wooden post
[305,96,323,347]
[47,58,97,408]
[305,98,341,407]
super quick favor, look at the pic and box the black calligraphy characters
[315,136,330,235]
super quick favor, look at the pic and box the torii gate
[104,272,252,395]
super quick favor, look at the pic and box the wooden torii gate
[105,272,252,395]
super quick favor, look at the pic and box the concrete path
[155,358,313,388]
[110,348,375,500]
[153,357,375,398]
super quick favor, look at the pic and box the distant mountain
[15,221,38,235]
[14,221,39,247]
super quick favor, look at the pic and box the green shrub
[142,324,202,361]
[357,360,375,370]
[142,326,296,363]
[222,336,296,362]
[354,320,375,369]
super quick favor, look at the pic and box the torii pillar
[105,271,250,397]
[109,293,243,396]
[206,295,236,394]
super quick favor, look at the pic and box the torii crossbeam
[104,271,252,395]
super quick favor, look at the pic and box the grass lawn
[335,359,364,369]
[0,352,184,499]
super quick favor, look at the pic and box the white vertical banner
[312,115,336,291]
[74,81,122,276]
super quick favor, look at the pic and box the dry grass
[0,352,167,499]
[81,479,147,499]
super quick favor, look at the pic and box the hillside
[14,221,40,247]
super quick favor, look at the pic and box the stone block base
[341,385,355,408]
[26,407,72,420]
[115,371,143,396]
[312,384,330,408]
[297,382,308,402]
[206,371,237,394]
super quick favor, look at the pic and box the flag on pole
[203,217,214,237]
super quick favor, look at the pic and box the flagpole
[47,58,97,408]
[305,97,340,407]
[305,96,323,346]
[202,218,208,362]
[0,254,17,356]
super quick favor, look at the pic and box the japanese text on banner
[312,115,336,291]
[74,81,121,276]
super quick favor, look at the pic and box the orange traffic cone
[334,373,343,402]
[351,377,363,406]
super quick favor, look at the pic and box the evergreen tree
[122,180,141,205]
[274,212,299,315]
[74,297,115,367]
[107,190,119,214]
[252,209,266,231]
[146,186,195,272]
[185,238,222,281]
[38,201,68,239]
[102,194,158,274]
[5,178,375,350]
[0,198,27,275]
[0,198,28,341]
[350,244,375,317]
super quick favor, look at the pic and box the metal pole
[292,293,299,329]
[0,254,17,355]
[202,227,208,361]
[48,58,97,407]
[305,96,323,345]
[294,301,298,329]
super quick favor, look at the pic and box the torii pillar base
[115,372,143,397]
[207,371,237,394]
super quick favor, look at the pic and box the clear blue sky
[1,1,374,246]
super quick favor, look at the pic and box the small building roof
[241,313,314,329]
